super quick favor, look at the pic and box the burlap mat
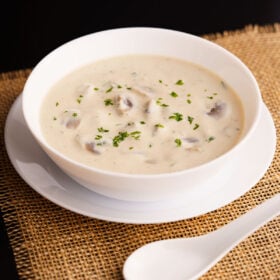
[0,24,280,280]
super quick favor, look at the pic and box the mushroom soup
[40,55,244,174]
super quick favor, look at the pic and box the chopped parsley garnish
[175,80,184,85]
[113,131,129,147]
[159,80,163,83]
[187,99,192,104]
[106,86,113,93]
[169,113,183,122]
[98,127,109,133]
[55,102,59,107]
[175,138,182,147]
[104,98,114,106]
[126,87,132,90]
[127,122,134,126]
[187,93,191,97]
[156,98,169,107]
[130,131,141,140]
[113,131,142,147]
[207,136,215,142]
[117,85,122,89]
[129,146,134,150]
[207,96,214,100]
[77,95,84,104]
[213,93,218,95]
[140,121,146,125]
[95,135,103,140]
[155,123,164,128]
[170,91,178,98]
[149,144,152,148]
[72,112,78,117]
[193,123,200,130]
[64,110,68,113]
[53,116,57,121]
[96,142,105,146]
[94,87,99,91]
[187,116,194,124]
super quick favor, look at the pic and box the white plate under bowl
[4,95,276,224]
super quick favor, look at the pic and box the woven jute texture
[0,24,280,280]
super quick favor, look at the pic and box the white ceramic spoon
[123,194,280,280]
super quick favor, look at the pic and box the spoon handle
[212,194,280,251]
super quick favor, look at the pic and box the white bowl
[22,27,262,202]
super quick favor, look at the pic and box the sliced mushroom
[75,134,105,155]
[182,137,200,151]
[61,110,81,129]
[207,102,227,119]
[132,86,154,98]
[145,99,158,114]
[85,142,102,155]
[115,94,134,114]
[183,137,199,143]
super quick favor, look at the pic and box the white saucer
[4,95,276,224]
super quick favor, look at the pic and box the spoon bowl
[123,194,280,280]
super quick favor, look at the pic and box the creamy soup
[40,55,244,174]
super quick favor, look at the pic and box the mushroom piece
[61,110,81,129]
[207,102,227,119]
[182,137,200,150]
[145,99,158,114]
[75,134,105,155]
[85,142,102,155]
[115,94,134,114]
[132,86,154,98]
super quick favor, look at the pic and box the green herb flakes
[129,146,134,150]
[175,138,182,147]
[187,99,192,104]
[53,116,57,121]
[170,91,178,98]
[169,113,183,122]
[193,123,200,130]
[117,85,122,89]
[187,116,194,124]
[140,121,146,125]
[98,127,109,133]
[155,123,164,128]
[94,87,99,91]
[55,102,59,107]
[113,130,142,147]
[207,136,215,143]
[72,112,78,117]
[130,131,141,140]
[106,86,113,93]
[104,99,114,106]
[156,98,169,107]
[113,131,129,147]
[95,135,103,140]
[175,80,184,85]
[77,95,84,104]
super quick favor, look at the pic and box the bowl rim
[22,27,262,178]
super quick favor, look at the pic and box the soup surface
[40,55,244,174]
